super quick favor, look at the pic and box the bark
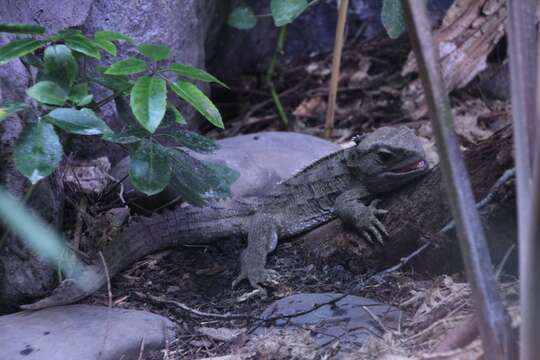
[401,0,507,119]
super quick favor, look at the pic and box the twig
[324,0,350,138]
[99,251,113,308]
[137,292,252,320]
[403,2,514,358]
[136,338,145,360]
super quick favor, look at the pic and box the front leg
[232,213,280,292]
[335,188,389,245]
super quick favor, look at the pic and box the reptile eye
[377,149,393,162]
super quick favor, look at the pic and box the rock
[253,293,400,354]
[111,131,340,208]
[0,305,176,360]
[0,0,222,311]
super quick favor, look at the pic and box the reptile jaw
[387,159,428,176]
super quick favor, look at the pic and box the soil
[62,35,517,359]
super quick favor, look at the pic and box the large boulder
[0,0,221,312]
[112,131,340,209]
[0,305,175,360]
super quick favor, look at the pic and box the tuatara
[22,126,428,310]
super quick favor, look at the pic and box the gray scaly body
[23,126,428,310]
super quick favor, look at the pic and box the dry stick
[323,0,349,139]
[402,2,515,360]
[507,1,540,359]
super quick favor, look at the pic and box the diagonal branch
[402,2,515,359]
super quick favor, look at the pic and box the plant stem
[403,2,516,359]
[266,26,289,128]
[324,0,349,138]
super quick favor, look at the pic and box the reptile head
[344,126,428,193]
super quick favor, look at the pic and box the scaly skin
[22,126,428,310]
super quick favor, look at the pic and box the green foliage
[105,58,146,75]
[0,186,82,275]
[0,39,43,64]
[64,33,101,59]
[164,130,219,153]
[130,76,167,133]
[45,108,112,135]
[381,0,406,39]
[170,81,224,129]
[137,43,171,61]
[271,0,308,26]
[14,121,62,184]
[227,1,311,30]
[26,81,67,106]
[170,63,227,87]
[43,45,78,88]
[0,23,45,35]
[129,140,171,195]
[0,101,27,122]
[0,24,232,202]
[228,6,258,30]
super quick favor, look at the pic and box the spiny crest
[278,148,346,184]
[355,126,418,154]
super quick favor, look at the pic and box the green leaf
[130,76,167,133]
[227,6,257,30]
[129,140,171,195]
[14,121,62,183]
[168,130,219,153]
[26,81,67,106]
[271,0,308,26]
[167,148,238,206]
[45,108,111,135]
[0,38,43,64]
[64,34,101,59]
[95,31,132,42]
[68,83,93,106]
[137,43,170,61]
[169,63,227,87]
[381,0,405,39]
[89,71,132,94]
[102,129,143,144]
[167,103,185,124]
[0,186,83,276]
[0,23,46,35]
[0,101,27,122]
[170,81,223,129]
[94,38,117,56]
[43,45,78,88]
[105,58,146,75]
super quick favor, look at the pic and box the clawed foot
[232,267,280,289]
[359,199,389,246]
[232,267,280,300]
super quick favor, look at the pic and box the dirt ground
[65,35,517,359]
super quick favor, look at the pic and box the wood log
[401,0,507,119]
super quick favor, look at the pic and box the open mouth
[391,159,428,174]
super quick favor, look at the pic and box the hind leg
[232,213,280,292]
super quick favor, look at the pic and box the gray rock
[257,293,400,348]
[0,305,176,360]
[112,131,339,208]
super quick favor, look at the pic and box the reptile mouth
[391,159,428,174]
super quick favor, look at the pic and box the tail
[21,202,251,310]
